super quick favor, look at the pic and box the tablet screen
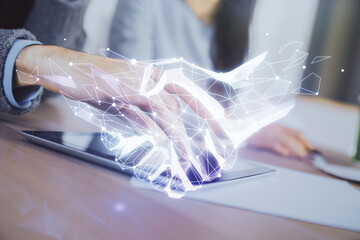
[21,131,274,183]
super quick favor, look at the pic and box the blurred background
[306,0,360,105]
[81,0,359,105]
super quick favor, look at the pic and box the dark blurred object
[304,0,360,105]
[0,0,35,28]
[354,96,360,161]
[212,0,256,71]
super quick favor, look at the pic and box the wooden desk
[0,96,359,240]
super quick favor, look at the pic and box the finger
[87,99,168,146]
[164,83,214,119]
[118,104,167,146]
[273,142,291,157]
[272,125,313,156]
[277,126,313,152]
[116,81,194,165]
[164,83,232,137]
[154,104,192,158]
[280,135,308,158]
[140,92,194,161]
[292,131,314,151]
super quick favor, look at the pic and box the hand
[246,124,314,158]
[15,45,194,162]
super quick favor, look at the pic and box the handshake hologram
[28,41,325,198]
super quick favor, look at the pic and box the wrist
[15,45,82,90]
[15,44,49,88]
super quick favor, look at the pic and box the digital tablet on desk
[21,131,274,183]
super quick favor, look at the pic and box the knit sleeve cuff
[0,29,43,115]
[3,39,42,109]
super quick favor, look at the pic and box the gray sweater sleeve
[25,0,90,51]
[0,0,90,115]
[0,29,43,115]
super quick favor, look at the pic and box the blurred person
[110,0,314,158]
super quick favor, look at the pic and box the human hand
[15,45,196,164]
[15,46,304,197]
[246,124,314,158]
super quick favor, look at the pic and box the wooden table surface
[0,95,359,240]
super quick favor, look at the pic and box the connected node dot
[112,103,116,107]
[106,48,110,51]
[112,96,115,100]
[131,59,137,65]
[316,92,319,95]
[69,62,73,66]
[36,78,40,81]
[90,113,94,116]
[302,65,306,69]
[64,38,67,41]
[275,76,280,80]
[218,174,222,177]
[98,100,101,104]
[152,112,157,117]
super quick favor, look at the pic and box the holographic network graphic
[16,41,329,198]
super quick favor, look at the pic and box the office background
[83,0,359,105]
[306,0,360,105]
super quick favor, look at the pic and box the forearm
[14,44,139,103]
[15,45,81,92]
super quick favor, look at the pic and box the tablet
[21,131,274,183]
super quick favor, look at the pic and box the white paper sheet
[131,161,360,232]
